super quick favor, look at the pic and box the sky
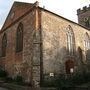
[0,0,90,29]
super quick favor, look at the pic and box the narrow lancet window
[16,23,23,52]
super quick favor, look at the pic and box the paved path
[0,87,8,90]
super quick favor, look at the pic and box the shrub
[71,73,85,85]
[84,72,90,81]
[5,77,13,83]
[41,72,90,87]
[42,75,66,87]
[0,69,7,77]
[14,75,24,85]
[42,79,56,87]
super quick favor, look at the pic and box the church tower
[77,5,90,29]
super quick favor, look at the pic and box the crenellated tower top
[77,5,90,29]
[77,5,90,15]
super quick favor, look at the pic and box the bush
[42,79,56,87]
[42,72,90,87]
[5,77,13,83]
[14,75,24,85]
[0,69,7,77]
[84,72,90,81]
[71,72,90,85]
[15,75,23,82]
[70,73,85,85]
[42,75,66,87]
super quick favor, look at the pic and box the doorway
[65,60,75,74]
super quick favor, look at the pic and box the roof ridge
[14,1,33,4]
[39,7,90,31]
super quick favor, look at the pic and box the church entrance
[65,60,75,74]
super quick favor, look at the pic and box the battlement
[77,5,90,15]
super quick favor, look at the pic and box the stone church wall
[0,9,36,83]
[41,10,90,80]
[0,4,90,87]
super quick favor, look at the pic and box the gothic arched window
[84,32,90,50]
[16,23,23,52]
[84,33,90,61]
[2,33,7,57]
[66,25,75,55]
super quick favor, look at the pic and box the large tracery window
[66,25,75,55]
[16,23,23,52]
[84,32,90,50]
[84,33,90,61]
[2,33,7,57]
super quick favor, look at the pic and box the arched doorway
[65,60,75,74]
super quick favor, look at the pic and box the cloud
[80,0,90,3]
[0,0,90,28]
[0,0,14,29]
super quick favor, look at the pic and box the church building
[0,1,90,87]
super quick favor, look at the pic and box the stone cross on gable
[34,1,39,7]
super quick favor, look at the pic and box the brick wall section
[0,6,36,84]
[0,2,41,87]
[2,2,33,30]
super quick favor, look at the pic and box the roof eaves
[39,7,90,31]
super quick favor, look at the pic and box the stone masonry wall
[41,10,90,80]
[77,10,90,28]
[0,8,36,84]
[0,1,41,86]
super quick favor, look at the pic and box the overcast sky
[0,0,90,29]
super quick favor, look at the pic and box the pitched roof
[40,7,90,31]
[1,1,89,32]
